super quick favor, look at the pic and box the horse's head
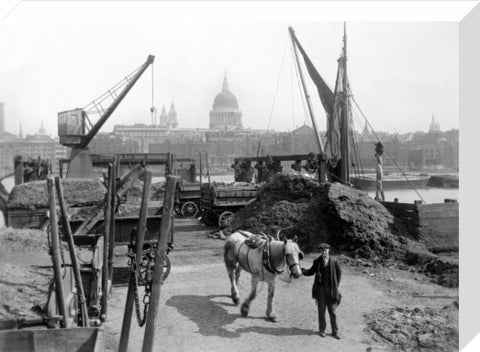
[284,235,304,279]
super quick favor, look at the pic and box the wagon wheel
[218,211,234,229]
[201,210,215,226]
[181,201,199,218]
[139,251,172,284]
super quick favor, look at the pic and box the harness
[235,231,297,276]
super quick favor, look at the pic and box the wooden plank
[382,202,418,211]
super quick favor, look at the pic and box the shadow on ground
[166,294,316,338]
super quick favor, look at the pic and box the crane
[58,55,155,178]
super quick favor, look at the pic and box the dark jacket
[303,255,342,301]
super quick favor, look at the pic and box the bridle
[285,249,301,275]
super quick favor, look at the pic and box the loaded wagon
[200,182,261,228]
[174,181,201,218]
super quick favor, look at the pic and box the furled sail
[289,31,335,119]
[326,54,347,169]
[290,29,343,169]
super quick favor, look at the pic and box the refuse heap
[7,178,107,209]
[365,302,458,351]
[0,228,51,319]
[227,173,406,260]
[6,178,166,220]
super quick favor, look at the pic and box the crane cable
[256,34,289,157]
[349,92,426,204]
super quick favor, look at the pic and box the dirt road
[104,218,458,352]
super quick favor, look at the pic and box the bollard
[142,175,178,352]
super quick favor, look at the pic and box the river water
[0,174,459,227]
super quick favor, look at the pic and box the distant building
[0,123,69,175]
[429,114,441,133]
[209,74,243,130]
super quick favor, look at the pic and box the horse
[223,230,304,322]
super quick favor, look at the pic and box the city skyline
[0,4,461,138]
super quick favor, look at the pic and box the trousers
[316,285,338,334]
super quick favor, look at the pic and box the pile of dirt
[405,242,459,288]
[0,229,52,319]
[124,180,165,202]
[0,228,48,252]
[365,302,458,351]
[0,263,52,319]
[7,178,107,209]
[228,173,405,259]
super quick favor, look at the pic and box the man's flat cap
[318,243,330,249]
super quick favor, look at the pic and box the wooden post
[205,152,211,185]
[317,154,326,183]
[54,177,90,327]
[46,178,68,328]
[142,175,178,352]
[199,152,202,188]
[101,164,113,322]
[14,156,24,185]
[118,169,151,352]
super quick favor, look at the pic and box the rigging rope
[290,42,311,131]
[266,36,289,133]
[257,35,289,157]
[349,92,426,204]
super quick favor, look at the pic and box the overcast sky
[0,2,461,137]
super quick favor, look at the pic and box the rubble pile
[0,263,51,319]
[228,173,405,259]
[365,302,458,351]
[124,180,166,202]
[405,243,459,287]
[0,227,48,252]
[7,178,107,209]
[0,228,52,319]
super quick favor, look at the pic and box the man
[375,142,385,202]
[302,243,342,339]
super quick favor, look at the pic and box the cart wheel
[181,201,199,218]
[218,211,234,229]
[162,255,171,282]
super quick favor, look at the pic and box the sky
[0,2,465,137]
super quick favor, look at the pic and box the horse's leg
[229,263,240,305]
[266,278,278,322]
[235,265,241,285]
[241,275,259,318]
[224,241,240,305]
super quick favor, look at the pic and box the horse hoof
[240,304,249,317]
[233,297,239,306]
[267,315,279,323]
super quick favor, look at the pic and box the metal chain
[127,244,155,327]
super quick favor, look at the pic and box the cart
[200,182,261,228]
[174,181,201,218]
